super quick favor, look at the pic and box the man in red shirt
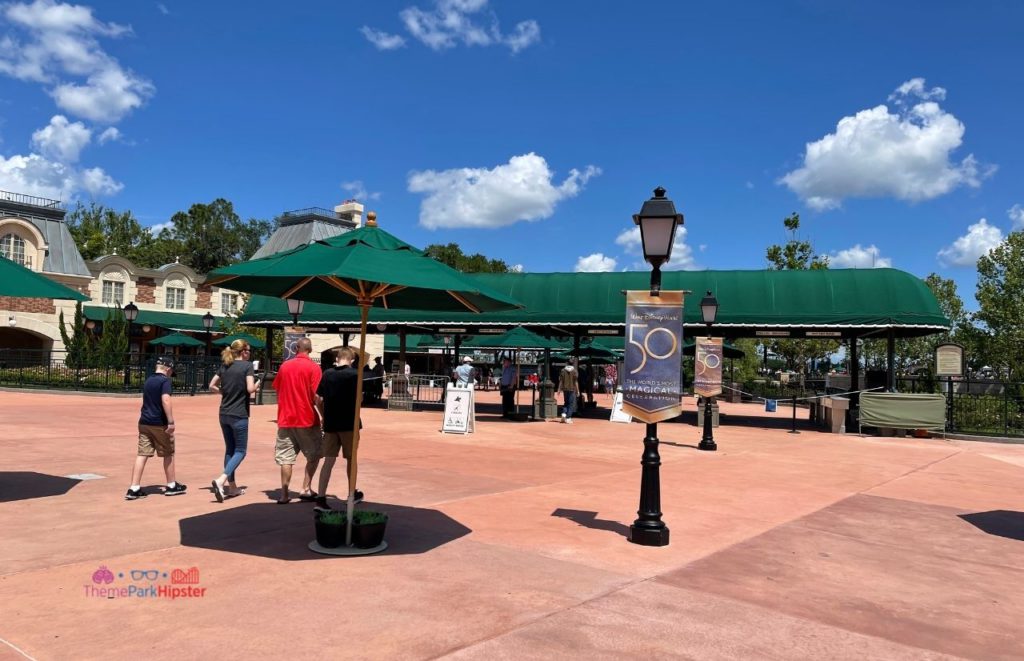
[272,337,323,504]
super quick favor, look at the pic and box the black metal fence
[0,349,220,395]
[897,376,1024,438]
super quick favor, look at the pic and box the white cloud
[575,253,616,272]
[0,150,121,199]
[1009,204,1024,230]
[156,3,169,15]
[509,263,523,273]
[97,126,121,144]
[31,114,91,162]
[364,0,539,53]
[829,244,892,268]
[409,152,600,229]
[359,26,406,50]
[148,220,172,236]
[340,179,381,201]
[780,78,992,210]
[0,0,154,123]
[937,218,1004,267]
[615,225,696,271]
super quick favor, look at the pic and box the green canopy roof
[84,306,228,333]
[241,268,948,339]
[150,332,205,347]
[212,332,266,349]
[460,326,563,350]
[0,256,88,301]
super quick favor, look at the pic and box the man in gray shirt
[453,356,476,387]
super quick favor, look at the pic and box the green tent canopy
[149,332,205,347]
[460,326,563,350]
[239,268,949,339]
[0,256,88,301]
[83,306,227,333]
[212,333,266,349]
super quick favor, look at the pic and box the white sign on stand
[609,390,633,424]
[441,384,476,434]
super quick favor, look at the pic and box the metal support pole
[789,395,800,434]
[123,322,132,390]
[947,377,955,432]
[629,422,670,546]
[886,327,896,392]
[699,395,718,450]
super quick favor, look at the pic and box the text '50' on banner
[621,291,684,423]
[694,337,723,398]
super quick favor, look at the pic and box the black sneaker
[352,489,364,504]
[164,483,187,496]
[313,496,331,510]
[125,487,147,500]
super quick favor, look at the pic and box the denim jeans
[562,391,577,419]
[219,415,249,482]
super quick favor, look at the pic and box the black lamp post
[202,311,215,354]
[698,290,719,452]
[123,301,139,389]
[628,186,683,548]
[287,298,304,326]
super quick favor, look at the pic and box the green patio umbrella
[207,214,521,550]
[682,338,745,359]
[212,332,266,349]
[554,344,621,361]
[462,326,563,350]
[0,255,89,301]
[150,332,205,347]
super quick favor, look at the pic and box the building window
[102,280,124,305]
[221,293,238,314]
[166,287,185,310]
[0,233,26,266]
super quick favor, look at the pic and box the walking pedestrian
[209,340,258,502]
[499,357,516,418]
[126,356,186,499]
[272,337,323,504]
[558,361,580,423]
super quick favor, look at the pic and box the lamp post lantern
[286,298,304,326]
[628,186,684,548]
[202,311,215,355]
[698,290,719,452]
[123,301,139,389]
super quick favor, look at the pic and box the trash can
[765,399,777,413]
[696,400,720,427]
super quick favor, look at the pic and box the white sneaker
[561,413,567,423]
[567,418,574,424]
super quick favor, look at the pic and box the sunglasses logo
[131,569,160,581]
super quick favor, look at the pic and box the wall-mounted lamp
[8,315,15,328]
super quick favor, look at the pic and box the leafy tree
[59,302,93,368]
[65,204,163,267]
[975,230,1024,380]
[96,307,128,369]
[423,243,514,273]
[166,199,273,274]
[763,213,836,375]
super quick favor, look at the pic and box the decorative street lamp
[287,298,304,326]
[632,186,682,296]
[202,311,215,356]
[628,187,684,548]
[698,290,719,452]
[123,301,139,389]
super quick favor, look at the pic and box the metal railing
[897,375,1024,438]
[0,349,220,395]
[0,189,65,209]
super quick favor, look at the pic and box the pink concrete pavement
[0,389,1022,660]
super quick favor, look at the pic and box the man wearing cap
[126,356,186,499]
[272,337,324,504]
[453,355,476,388]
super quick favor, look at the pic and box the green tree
[96,307,128,369]
[975,230,1024,380]
[65,203,164,267]
[763,213,836,375]
[423,243,514,273]
[58,302,93,368]
[167,199,273,274]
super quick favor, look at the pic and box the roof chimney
[334,200,365,228]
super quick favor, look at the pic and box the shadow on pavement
[0,471,81,503]
[959,510,1024,542]
[179,501,472,560]
[551,508,630,539]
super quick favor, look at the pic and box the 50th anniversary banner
[621,291,684,423]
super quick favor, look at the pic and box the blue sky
[1,0,1022,309]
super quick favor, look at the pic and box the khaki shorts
[275,426,322,465]
[138,424,175,457]
[322,431,354,460]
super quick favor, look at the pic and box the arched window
[0,233,26,266]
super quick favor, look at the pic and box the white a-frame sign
[441,383,476,434]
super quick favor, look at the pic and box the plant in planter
[314,509,347,548]
[350,510,388,549]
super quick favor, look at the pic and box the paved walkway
[0,390,1022,660]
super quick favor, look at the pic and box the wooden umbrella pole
[345,302,370,547]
